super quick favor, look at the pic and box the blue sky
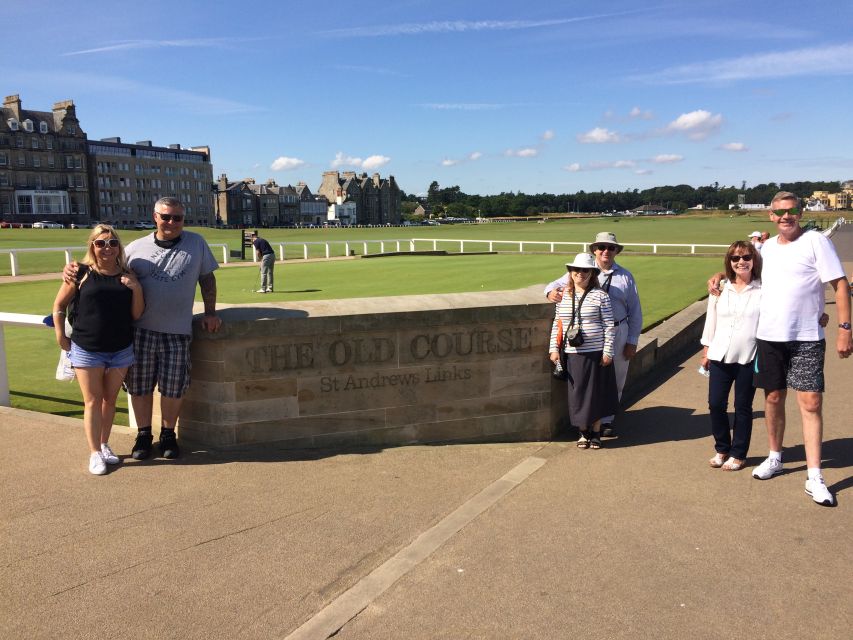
[5,0,853,195]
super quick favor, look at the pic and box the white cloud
[541,129,556,140]
[635,169,653,175]
[612,160,636,168]
[564,163,582,172]
[651,154,684,164]
[319,11,649,38]
[635,43,853,84]
[362,154,391,170]
[441,158,459,167]
[664,110,723,140]
[577,127,621,144]
[629,106,654,120]
[270,156,305,171]
[564,160,636,172]
[419,103,508,111]
[505,147,539,158]
[468,151,483,161]
[720,142,748,152]
[332,152,363,168]
[62,37,257,57]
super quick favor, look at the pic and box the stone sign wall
[179,292,559,449]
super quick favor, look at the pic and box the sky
[5,0,853,196]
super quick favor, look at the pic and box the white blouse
[700,279,761,364]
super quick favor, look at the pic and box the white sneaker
[100,443,120,465]
[752,457,783,480]
[805,476,835,506]
[88,452,107,475]
[255,289,268,293]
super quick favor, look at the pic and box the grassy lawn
[1,251,719,424]
[0,211,841,275]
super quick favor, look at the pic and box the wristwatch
[840,322,852,330]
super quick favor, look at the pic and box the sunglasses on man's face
[156,213,184,223]
[93,238,119,249]
[730,255,753,263]
[595,244,618,252]
[771,207,801,217]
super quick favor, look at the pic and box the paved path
[1,227,851,639]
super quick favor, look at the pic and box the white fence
[0,244,230,277]
[0,312,50,406]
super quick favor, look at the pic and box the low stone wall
[178,288,709,449]
[181,289,557,449]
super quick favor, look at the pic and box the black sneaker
[601,424,615,437]
[131,432,153,460]
[159,429,180,459]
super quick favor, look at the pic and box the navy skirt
[565,350,619,428]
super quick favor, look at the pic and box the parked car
[134,222,156,230]
[32,221,64,229]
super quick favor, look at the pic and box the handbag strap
[569,287,592,329]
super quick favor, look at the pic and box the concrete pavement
[1,226,851,639]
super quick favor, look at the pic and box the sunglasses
[92,238,119,249]
[595,244,618,252]
[770,207,801,217]
[730,255,753,263]
[156,213,184,222]
[568,268,593,274]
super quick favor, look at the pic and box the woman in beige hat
[549,253,619,449]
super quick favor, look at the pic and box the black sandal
[589,436,602,450]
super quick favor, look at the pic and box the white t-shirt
[757,230,844,342]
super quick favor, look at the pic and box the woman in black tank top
[52,225,145,475]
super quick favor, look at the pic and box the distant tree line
[399,180,844,218]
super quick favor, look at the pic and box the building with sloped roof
[317,170,401,225]
[0,94,90,223]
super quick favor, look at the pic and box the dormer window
[7,119,19,131]
[39,121,48,134]
[67,124,77,135]
[23,119,33,132]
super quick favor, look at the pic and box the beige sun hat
[565,252,601,273]
[749,231,762,238]
[589,231,624,253]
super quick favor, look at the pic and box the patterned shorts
[753,339,825,393]
[125,328,192,398]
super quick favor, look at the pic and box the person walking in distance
[708,191,851,506]
[545,232,642,437]
[64,197,222,460]
[251,231,276,293]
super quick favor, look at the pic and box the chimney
[218,174,228,190]
[3,94,22,119]
[168,144,181,150]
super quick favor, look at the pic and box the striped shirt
[549,287,616,357]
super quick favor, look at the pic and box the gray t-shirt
[126,231,219,335]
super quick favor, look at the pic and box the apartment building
[88,138,214,227]
[0,94,90,222]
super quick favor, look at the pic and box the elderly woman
[549,253,618,449]
[700,240,762,471]
[52,225,144,475]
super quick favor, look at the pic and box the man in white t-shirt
[738,191,851,506]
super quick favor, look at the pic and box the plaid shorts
[125,328,192,398]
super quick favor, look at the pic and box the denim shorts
[69,342,135,369]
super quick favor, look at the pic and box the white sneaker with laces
[752,457,783,480]
[100,443,120,465]
[256,289,268,293]
[89,452,107,475]
[805,476,835,506]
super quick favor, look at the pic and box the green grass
[2,211,840,275]
[0,252,719,424]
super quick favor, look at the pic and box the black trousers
[708,360,755,460]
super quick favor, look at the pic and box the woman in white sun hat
[549,253,619,449]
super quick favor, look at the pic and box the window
[7,119,19,131]
[33,156,40,168]
[0,172,8,186]
[18,154,25,166]
[15,136,23,148]
[48,155,55,168]
[31,138,39,149]
[46,137,53,150]
[17,194,33,214]
[39,121,49,134]
[67,125,76,135]
[23,119,33,132]
[0,152,6,166]
[65,156,74,169]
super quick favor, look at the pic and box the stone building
[216,175,301,227]
[317,170,401,225]
[88,138,214,227]
[296,181,328,225]
[0,94,90,223]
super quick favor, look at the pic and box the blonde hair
[770,190,800,208]
[81,224,129,273]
